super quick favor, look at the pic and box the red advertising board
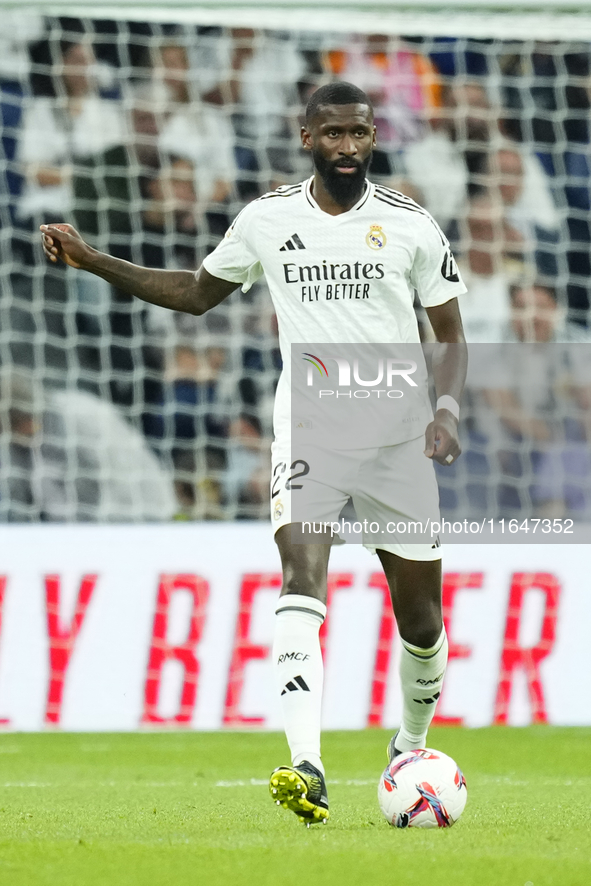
[0,525,587,730]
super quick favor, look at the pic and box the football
[378,748,467,829]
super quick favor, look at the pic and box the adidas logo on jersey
[280,233,306,252]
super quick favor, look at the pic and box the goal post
[8,1,591,39]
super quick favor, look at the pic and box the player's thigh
[270,439,350,535]
[353,437,443,646]
[271,440,349,603]
[354,436,441,554]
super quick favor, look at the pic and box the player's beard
[312,150,372,206]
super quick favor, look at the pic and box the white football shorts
[270,435,442,562]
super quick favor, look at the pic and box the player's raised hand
[40,224,93,269]
[424,410,462,466]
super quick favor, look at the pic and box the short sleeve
[410,214,467,308]
[202,206,263,293]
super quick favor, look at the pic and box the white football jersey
[202,177,466,445]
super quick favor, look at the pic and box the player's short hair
[305,82,373,124]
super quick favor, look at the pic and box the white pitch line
[2,776,586,790]
[216,779,268,787]
[1,783,53,788]
[0,779,375,789]
[214,776,590,788]
[215,778,376,787]
[0,781,193,788]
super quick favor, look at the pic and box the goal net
[1,1,591,523]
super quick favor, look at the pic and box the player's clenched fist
[423,410,462,466]
[39,224,94,270]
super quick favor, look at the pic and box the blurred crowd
[1,15,591,521]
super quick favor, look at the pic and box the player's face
[302,104,376,206]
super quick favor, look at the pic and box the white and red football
[378,748,467,829]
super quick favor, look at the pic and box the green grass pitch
[0,728,589,886]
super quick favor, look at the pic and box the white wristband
[436,395,460,420]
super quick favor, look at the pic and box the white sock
[273,594,327,775]
[396,627,448,753]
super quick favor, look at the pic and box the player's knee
[278,555,329,600]
[398,620,443,651]
[281,575,326,601]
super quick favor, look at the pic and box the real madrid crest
[274,499,284,521]
[366,225,387,250]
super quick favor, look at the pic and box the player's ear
[372,125,377,147]
[301,125,313,152]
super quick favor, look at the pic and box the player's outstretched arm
[423,297,468,465]
[40,223,238,315]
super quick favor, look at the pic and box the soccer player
[41,81,467,828]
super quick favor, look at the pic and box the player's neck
[310,174,366,216]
